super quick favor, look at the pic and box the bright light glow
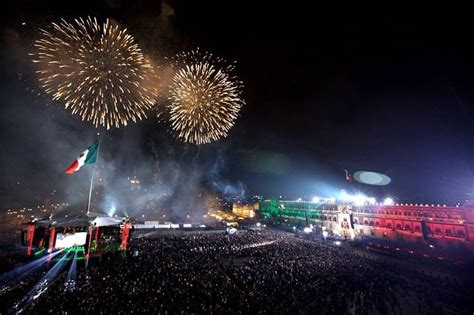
[303,227,312,234]
[335,241,341,246]
[226,227,237,235]
[55,233,87,249]
[107,202,117,217]
[383,197,394,205]
[256,222,261,227]
[297,198,302,202]
[354,195,366,206]
[312,196,320,203]
[340,190,350,201]
[322,231,328,238]
[327,197,336,203]
[292,226,296,230]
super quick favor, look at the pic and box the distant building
[207,196,231,212]
[232,202,258,218]
[259,199,474,250]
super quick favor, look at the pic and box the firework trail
[31,17,160,129]
[168,49,245,144]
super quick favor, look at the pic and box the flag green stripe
[84,141,99,165]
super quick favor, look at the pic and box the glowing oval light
[353,171,391,186]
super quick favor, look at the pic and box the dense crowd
[1,229,473,314]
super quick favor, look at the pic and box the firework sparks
[31,17,159,129]
[168,49,245,144]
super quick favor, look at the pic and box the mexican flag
[64,142,100,174]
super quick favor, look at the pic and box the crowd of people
[1,228,473,314]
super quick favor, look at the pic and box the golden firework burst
[31,17,159,129]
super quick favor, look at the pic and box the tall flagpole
[86,133,101,214]
[86,163,96,214]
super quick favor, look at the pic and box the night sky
[2,1,474,211]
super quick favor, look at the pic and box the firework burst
[168,49,245,144]
[31,17,159,129]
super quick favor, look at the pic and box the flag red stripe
[64,160,79,174]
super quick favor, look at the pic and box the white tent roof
[37,212,125,228]
[91,215,123,227]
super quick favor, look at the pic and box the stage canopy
[35,212,124,228]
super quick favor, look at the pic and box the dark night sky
[2,1,474,210]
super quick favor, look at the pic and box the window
[386,223,392,228]
[445,229,452,235]
[435,227,442,234]
[375,221,380,227]
[405,225,411,230]
[369,221,374,226]
[396,224,402,229]
[364,220,369,225]
[456,230,465,237]
[414,226,421,232]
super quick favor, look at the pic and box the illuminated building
[207,196,231,212]
[259,199,474,249]
[232,202,258,218]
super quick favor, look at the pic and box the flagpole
[86,133,101,214]
[86,163,96,214]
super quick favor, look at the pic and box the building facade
[232,202,258,218]
[259,199,474,250]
